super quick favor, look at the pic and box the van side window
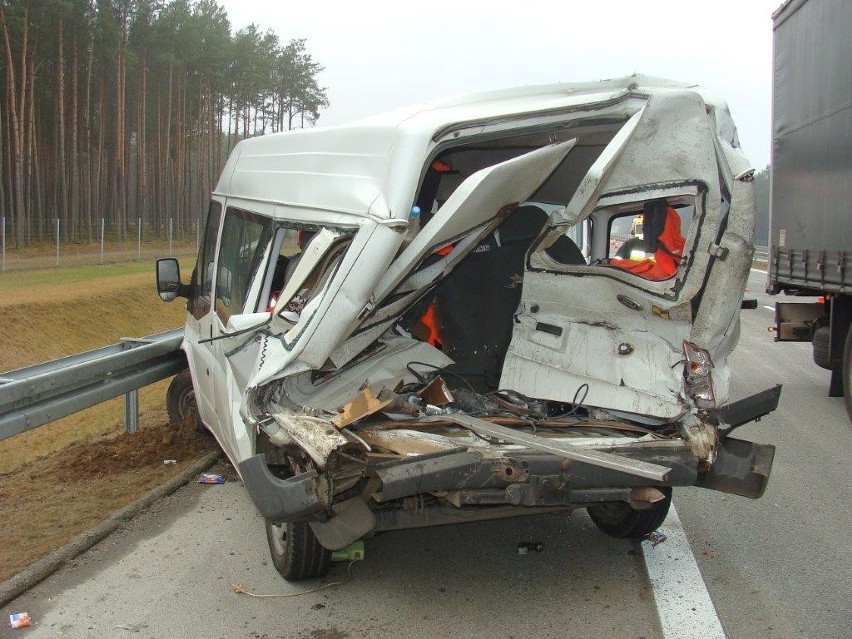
[603,201,694,281]
[189,201,223,320]
[215,208,272,324]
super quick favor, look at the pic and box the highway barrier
[0,329,185,442]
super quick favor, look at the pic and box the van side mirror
[156,258,190,302]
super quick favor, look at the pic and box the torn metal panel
[279,335,453,414]
[501,309,689,420]
[269,412,350,469]
[433,413,671,482]
[372,141,577,303]
[357,428,466,456]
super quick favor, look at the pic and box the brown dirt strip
[0,411,218,582]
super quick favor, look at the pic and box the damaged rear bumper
[238,454,326,522]
[238,436,775,532]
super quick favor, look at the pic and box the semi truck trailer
[768,0,852,421]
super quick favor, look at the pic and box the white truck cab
[157,75,778,580]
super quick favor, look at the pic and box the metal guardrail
[0,329,186,442]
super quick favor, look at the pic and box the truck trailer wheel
[166,369,205,433]
[265,519,331,581]
[812,326,833,370]
[587,488,672,539]
[844,322,852,423]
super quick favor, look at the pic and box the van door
[501,91,754,420]
[183,200,223,433]
[206,205,275,463]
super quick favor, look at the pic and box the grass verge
[0,259,220,581]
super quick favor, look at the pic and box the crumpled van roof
[213,75,735,223]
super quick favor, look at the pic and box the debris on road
[198,473,226,484]
[645,531,667,547]
[9,612,32,629]
[517,541,545,555]
[331,540,365,562]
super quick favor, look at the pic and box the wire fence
[0,217,200,272]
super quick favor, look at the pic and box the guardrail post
[125,389,139,433]
[55,218,60,268]
[137,217,142,259]
[100,218,105,263]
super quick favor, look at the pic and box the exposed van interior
[394,118,703,392]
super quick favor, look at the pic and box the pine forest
[0,0,329,248]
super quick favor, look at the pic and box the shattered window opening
[274,234,352,323]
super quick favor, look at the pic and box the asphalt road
[4,269,850,639]
[677,269,852,639]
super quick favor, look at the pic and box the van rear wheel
[265,519,331,581]
[587,488,672,539]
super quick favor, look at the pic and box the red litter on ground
[198,473,226,484]
[9,612,32,629]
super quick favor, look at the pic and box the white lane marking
[642,507,727,639]
[763,305,775,312]
[750,267,767,274]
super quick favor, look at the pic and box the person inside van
[609,201,684,280]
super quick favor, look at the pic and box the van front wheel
[587,488,672,539]
[265,519,331,581]
[166,369,206,433]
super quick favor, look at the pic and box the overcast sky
[219,0,783,169]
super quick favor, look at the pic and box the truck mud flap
[696,437,775,499]
[238,453,324,522]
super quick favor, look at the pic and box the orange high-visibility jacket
[609,206,685,280]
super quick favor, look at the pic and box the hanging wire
[405,360,477,393]
[232,559,361,599]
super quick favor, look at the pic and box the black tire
[166,369,205,432]
[265,519,331,581]
[587,488,672,539]
[812,326,833,370]
[843,321,852,424]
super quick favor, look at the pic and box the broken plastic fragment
[198,473,226,484]
[331,540,365,562]
[332,384,393,428]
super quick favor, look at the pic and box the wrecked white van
[157,75,779,580]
